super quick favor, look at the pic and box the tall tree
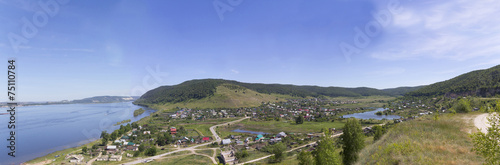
[100,131,109,140]
[313,130,341,165]
[373,125,384,141]
[297,151,315,165]
[296,115,304,124]
[82,146,88,154]
[268,142,287,163]
[340,118,365,165]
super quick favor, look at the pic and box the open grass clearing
[356,114,484,165]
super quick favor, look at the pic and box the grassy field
[237,149,271,163]
[325,95,395,109]
[195,149,214,156]
[219,119,345,136]
[147,154,213,165]
[145,85,299,111]
[356,114,484,165]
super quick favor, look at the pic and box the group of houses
[221,132,288,146]
[165,97,368,122]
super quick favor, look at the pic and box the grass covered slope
[357,115,484,165]
[144,83,291,110]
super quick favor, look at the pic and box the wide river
[0,102,154,165]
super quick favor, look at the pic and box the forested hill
[383,86,425,96]
[134,79,420,105]
[71,96,139,103]
[405,65,500,98]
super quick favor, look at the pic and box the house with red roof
[170,127,177,135]
[202,137,211,142]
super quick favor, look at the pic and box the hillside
[383,86,425,96]
[133,79,406,107]
[357,115,484,164]
[406,65,500,98]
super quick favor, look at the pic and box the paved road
[474,113,494,133]
[123,117,250,164]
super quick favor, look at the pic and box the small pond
[342,108,401,120]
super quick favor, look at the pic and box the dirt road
[474,113,493,133]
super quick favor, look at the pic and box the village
[52,97,408,164]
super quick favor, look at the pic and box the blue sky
[1,0,499,102]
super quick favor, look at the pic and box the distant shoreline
[0,101,137,108]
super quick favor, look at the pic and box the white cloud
[230,69,239,74]
[371,0,500,61]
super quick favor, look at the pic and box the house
[202,137,211,142]
[363,127,373,134]
[121,136,130,140]
[109,155,122,161]
[126,142,135,146]
[244,137,252,143]
[170,127,177,135]
[221,151,235,164]
[143,131,151,135]
[68,155,84,163]
[255,134,264,141]
[270,138,282,143]
[222,139,232,145]
[114,139,127,144]
[106,145,117,150]
[126,146,138,151]
[106,145,117,154]
[277,132,287,138]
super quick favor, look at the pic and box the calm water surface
[342,108,401,120]
[231,129,269,135]
[0,102,154,165]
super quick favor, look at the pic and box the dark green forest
[406,65,500,98]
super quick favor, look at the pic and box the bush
[133,151,140,157]
[145,148,157,156]
[235,150,249,160]
[454,99,471,113]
